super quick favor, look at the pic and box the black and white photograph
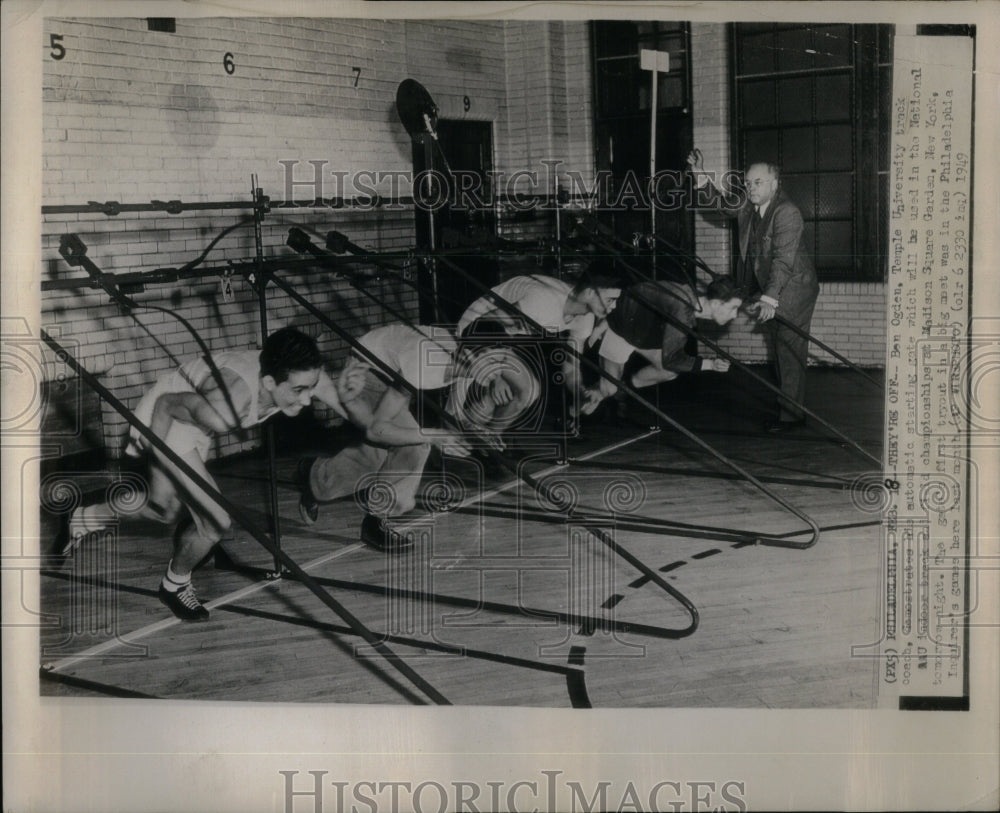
[3,1,998,811]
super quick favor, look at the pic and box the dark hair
[571,258,622,295]
[259,327,322,383]
[704,276,742,303]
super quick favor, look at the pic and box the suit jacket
[704,185,819,321]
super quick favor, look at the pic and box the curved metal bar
[567,222,882,468]
[39,330,452,707]
[452,502,786,545]
[647,231,884,390]
[597,218,886,392]
[56,235,249,442]
[265,269,701,633]
[432,255,821,550]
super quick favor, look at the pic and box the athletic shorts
[125,378,212,461]
[598,326,641,366]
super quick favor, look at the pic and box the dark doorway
[591,21,695,285]
[412,119,498,324]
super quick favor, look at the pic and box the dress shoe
[360,513,414,553]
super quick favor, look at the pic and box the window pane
[878,24,895,61]
[741,81,775,126]
[596,21,639,58]
[598,60,638,116]
[658,75,684,109]
[744,129,781,167]
[740,31,776,74]
[817,173,852,218]
[878,173,889,276]
[816,220,853,269]
[777,77,813,124]
[814,73,851,121]
[656,34,685,55]
[812,25,853,68]
[878,65,892,171]
[782,175,815,219]
[777,28,814,72]
[782,127,816,172]
[816,124,852,170]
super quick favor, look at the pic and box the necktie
[746,207,763,287]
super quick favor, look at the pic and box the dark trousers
[766,296,816,421]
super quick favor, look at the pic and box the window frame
[730,23,892,283]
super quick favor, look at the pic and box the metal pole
[421,134,442,323]
[571,220,883,465]
[40,330,451,706]
[649,64,658,274]
[263,268,701,627]
[432,254,821,549]
[554,175,563,278]
[250,177,284,577]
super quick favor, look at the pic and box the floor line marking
[44,544,364,673]
[45,430,658,673]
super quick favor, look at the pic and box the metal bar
[303,574,699,641]
[265,270,701,632]
[43,193,597,219]
[433,254,821,550]
[251,179,285,576]
[39,330,452,707]
[573,223,882,467]
[650,231,884,390]
[42,200,256,216]
[288,237,788,551]
[567,458,855,491]
[453,503,789,545]
[40,252,418,292]
[288,232,812,553]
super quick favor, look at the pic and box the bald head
[745,163,780,207]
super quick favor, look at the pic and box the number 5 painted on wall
[50,34,66,60]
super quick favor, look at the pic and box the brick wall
[41,16,595,458]
[42,17,882,460]
[689,23,887,370]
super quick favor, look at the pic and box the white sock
[161,560,191,593]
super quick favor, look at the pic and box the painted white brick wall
[41,16,598,458]
[42,17,881,459]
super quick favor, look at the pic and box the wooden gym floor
[38,366,884,708]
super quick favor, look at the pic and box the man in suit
[688,150,820,432]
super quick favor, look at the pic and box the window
[732,24,893,281]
